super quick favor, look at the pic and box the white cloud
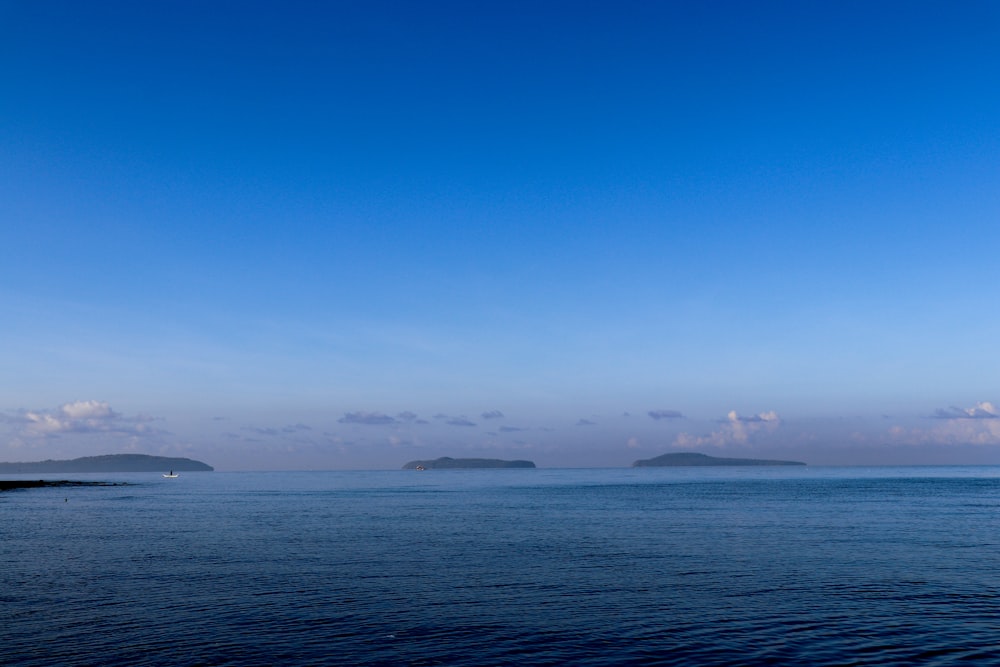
[891,414,1000,447]
[879,401,1000,447]
[4,400,158,439]
[931,402,999,420]
[59,400,119,420]
[674,410,782,448]
[723,410,780,444]
[726,410,779,424]
[22,412,64,434]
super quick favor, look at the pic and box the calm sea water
[3,467,1000,666]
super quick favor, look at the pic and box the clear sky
[2,1,999,470]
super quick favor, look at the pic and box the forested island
[633,452,805,467]
[0,454,214,473]
[403,457,536,470]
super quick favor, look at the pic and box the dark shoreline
[0,453,213,473]
[0,480,128,491]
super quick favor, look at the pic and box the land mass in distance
[633,452,806,467]
[0,454,214,473]
[403,457,536,470]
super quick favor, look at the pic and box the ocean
[2,467,999,666]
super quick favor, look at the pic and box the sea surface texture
[3,467,999,666]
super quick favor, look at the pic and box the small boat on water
[163,471,179,478]
[415,465,425,471]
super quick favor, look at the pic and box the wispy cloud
[387,434,413,447]
[648,409,684,420]
[674,410,781,448]
[890,420,1000,446]
[338,411,397,425]
[930,402,998,420]
[2,400,160,439]
[64,400,119,421]
[481,410,505,420]
[723,410,780,424]
[240,423,312,436]
[576,419,596,426]
[242,426,280,436]
[890,402,1000,446]
[430,413,477,427]
[499,425,526,433]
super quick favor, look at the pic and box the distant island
[403,457,536,470]
[0,454,214,474]
[633,452,805,467]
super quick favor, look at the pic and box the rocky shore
[0,480,127,491]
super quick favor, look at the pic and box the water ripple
[4,470,1000,665]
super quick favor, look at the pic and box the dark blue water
[3,467,1000,665]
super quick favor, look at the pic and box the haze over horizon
[3,1,998,471]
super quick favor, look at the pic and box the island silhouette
[633,452,805,467]
[403,457,536,470]
[0,454,214,473]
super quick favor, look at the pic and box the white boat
[163,471,179,478]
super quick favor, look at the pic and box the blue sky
[2,1,999,469]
